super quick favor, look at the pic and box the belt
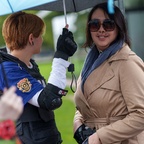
[84,116,125,125]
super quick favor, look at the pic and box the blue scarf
[81,40,124,92]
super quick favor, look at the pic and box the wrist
[53,58,70,68]
[74,120,83,132]
[54,51,68,60]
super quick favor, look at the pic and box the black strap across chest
[0,51,54,122]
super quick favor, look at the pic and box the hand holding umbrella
[54,25,78,92]
[54,25,77,60]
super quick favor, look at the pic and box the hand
[74,120,83,133]
[87,133,101,144]
[74,124,96,144]
[0,86,23,121]
[54,28,77,60]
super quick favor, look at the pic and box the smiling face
[90,8,118,51]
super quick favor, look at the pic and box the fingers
[0,86,23,121]
[62,24,69,35]
[62,28,69,35]
[68,31,74,39]
[62,28,73,39]
[3,85,16,95]
[10,96,23,120]
[65,24,69,29]
[62,24,74,39]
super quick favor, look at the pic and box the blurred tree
[43,12,64,50]
[124,0,144,9]
[74,12,88,48]
[0,15,8,47]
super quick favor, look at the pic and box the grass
[0,58,84,144]
[0,141,15,144]
[55,98,76,144]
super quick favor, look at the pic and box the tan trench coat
[74,44,144,144]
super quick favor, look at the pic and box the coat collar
[84,44,135,93]
[108,43,135,63]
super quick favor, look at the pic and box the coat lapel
[84,44,133,95]
[83,60,114,96]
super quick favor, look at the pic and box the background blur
[0,0,144,144]
[0,0,144,61]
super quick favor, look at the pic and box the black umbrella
[31,0,109,12]
[28,0,119,25]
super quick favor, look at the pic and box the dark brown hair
[83,2,130,48]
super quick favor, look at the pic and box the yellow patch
[17,78,32,92]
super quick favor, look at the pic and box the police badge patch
[17,78,32,92]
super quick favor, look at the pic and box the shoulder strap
[0,47,7,53]
[0,51,27,67]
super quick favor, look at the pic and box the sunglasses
[88,19,115,32]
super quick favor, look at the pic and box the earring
[32,41,34,45]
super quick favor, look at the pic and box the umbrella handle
[63,0,67,25]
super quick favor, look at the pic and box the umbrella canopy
[30,0,116,12]
[0,0,56,16]
[0,0,118,20]
[29,0,118,24]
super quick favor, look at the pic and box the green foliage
[42,12,63,50]
[124,0,144,9]
[37,60,52,79]
[74,12,88,47]
[0,15,8,46]
[0,140,15,144]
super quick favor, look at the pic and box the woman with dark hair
[73,2,144,144]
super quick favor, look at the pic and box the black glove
[38,83,68,111]
[54,28,77,60]
[74,124,96,144]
